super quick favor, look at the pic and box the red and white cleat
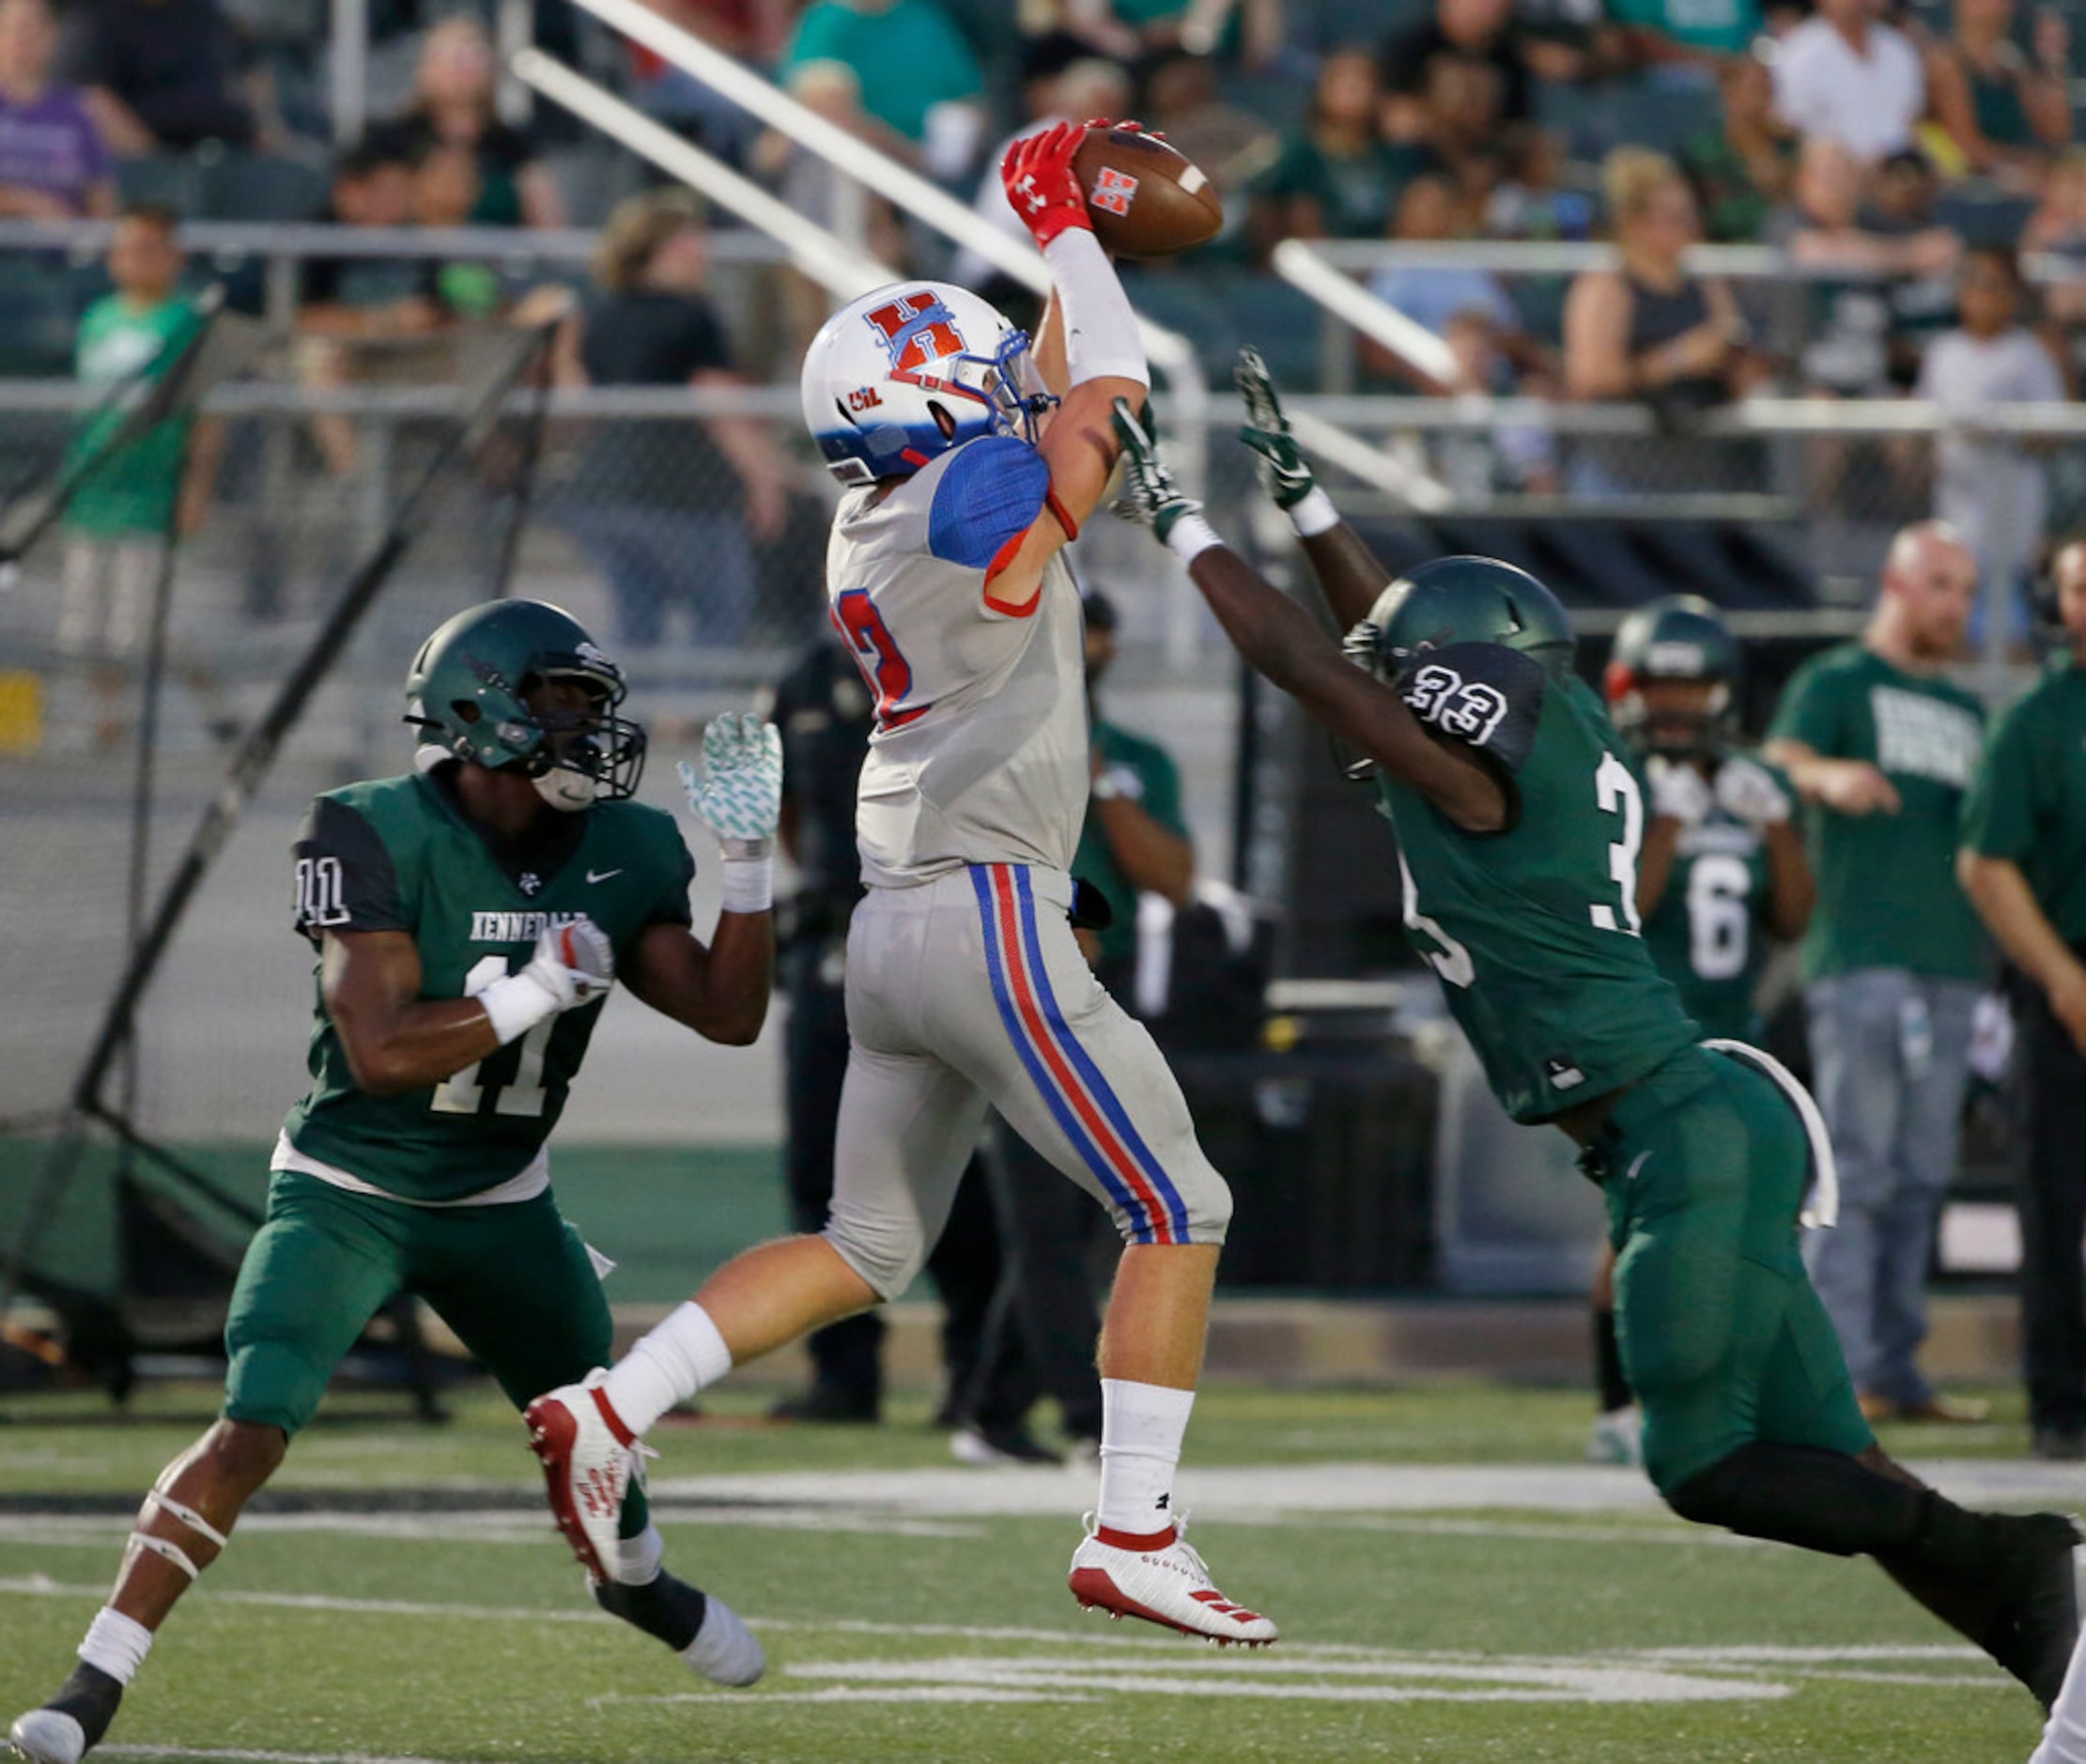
[1068,1512,1277,1648]
[524,1369,635,1582]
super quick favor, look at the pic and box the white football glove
[519,917,615,1009]
[1715,754,1793,828]
[678,713,783,858]
[1646,754,1713,828]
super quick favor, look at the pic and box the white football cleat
[1067,1513,1277,1647]
[683,1594,766,1687]
[8,1708,87,1764]
[1587,1406,1644,1468]
[525,1369,635,1582]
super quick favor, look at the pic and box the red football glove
[1001,119,1091,250]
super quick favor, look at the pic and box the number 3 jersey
[1373,648,1698,1124]
[827,434,1089,889]
[1637,753,1788,1043]
[279,768,694,1203]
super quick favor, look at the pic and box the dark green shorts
[1586,1044,1874,1493]
[224,1170,613,1436]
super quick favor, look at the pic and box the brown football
[1071,125,1222,259]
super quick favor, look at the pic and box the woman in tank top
[1562,147,1753,493]
[1923,0,2070,191]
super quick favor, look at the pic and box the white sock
[612,1523,664,1587]
[78,1607,153,1686]
[1095,1378,1196,1540]
[599,1301,733,1436]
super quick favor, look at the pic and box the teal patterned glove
[678,713,782,855]
[1235,346,1316,511]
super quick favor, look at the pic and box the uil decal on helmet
[800,281,1049,486]
[404,599,646,811]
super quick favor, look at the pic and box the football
[1071,125,1223,259]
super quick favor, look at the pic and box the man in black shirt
[57,0,255,153]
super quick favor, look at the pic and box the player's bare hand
[679,713,783,857]
[1713,755,1792,828]
[1816,759,1900,817]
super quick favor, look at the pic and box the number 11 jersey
[827,434,1089,890]
[1376,651,1698,1124]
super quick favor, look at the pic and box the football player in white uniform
[525,121,1275,1647]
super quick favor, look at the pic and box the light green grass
[0,1384,2060,1763]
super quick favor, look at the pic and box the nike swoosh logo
[586,868,623,884]
[1625,1152,1652,1182]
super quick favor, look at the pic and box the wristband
[1165,512,1223,565]
[1044,229,1149,390]
[1290,487,1339,538]
[719,854,774,916]
[478,969,562,1044]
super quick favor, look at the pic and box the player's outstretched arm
[1112,399,1507,833]
[988,120,1150,610]
[1235,347,1392,632]
[623,714,780,1045]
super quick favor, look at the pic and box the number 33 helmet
[404,599,646,811]
[801,280,1043,487]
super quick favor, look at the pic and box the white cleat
[524,1368,634,1583]
[1067,1513,1277,1648]
[1587,1406,1644,1468]
[682,1594,766,1687]
[8,1709,86,1764]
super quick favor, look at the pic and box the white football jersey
[826,435,1089,889]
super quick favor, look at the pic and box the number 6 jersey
[279,768,694,1203]
[827,434,1090,889]
[1375,647,1698,1124]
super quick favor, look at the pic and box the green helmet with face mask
[1346,555,1577,686]
[404,599,646,810]
[1603,594,1740,759]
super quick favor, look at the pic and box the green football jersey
[280,768,695,1201]
[65,293,199,539]
[1638,754,1785,1042]
[1961,657,2086,945]
[1375,653,1698,1124]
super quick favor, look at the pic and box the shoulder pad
[1398,643,1547,775]
[926,436,1050,571]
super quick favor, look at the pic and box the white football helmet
[800,280,1044,486]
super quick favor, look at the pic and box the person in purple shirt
[0,0,114,217]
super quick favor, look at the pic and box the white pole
[1273,238,1460,388]
[495,0,533,127]
[330,0,368,147]
[512,51,901,297]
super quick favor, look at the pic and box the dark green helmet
[1603,594,1739,758]
[404,599,645,807]
[1348,555,1577,686]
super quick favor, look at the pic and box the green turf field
[1,1382,2074,1763]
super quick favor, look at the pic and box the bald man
[1766,522,1991,1426]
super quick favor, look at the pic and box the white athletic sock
[599,1301,733,1436]
[78,1607,153,1686]
[1095,1378,1196,1541]
[612,1523,665,1587]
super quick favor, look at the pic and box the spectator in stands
[1141,50,1280,230]
[1770,0,1924,165]
[1366,172,1528,362]
[556,190,791,648]
[1680,50,1797,244]
[1380,0,1551,140]
[1773,135,1959,399]
[1871,150,1964,385]
[54,0,258,155]
[780,0,984,180]
[1483,125,1592,241]
[60,205,224,746]
[1608,0,1764,67]
[1419,53,1508,230]
[295,134,445,476]
[625,0,795,157]
[1915,245,2068,640]
[1040,0,1285,65]
[394,18,563,229]
[2022,147,2086,349]
[0,0,113,217]
[1922,0,2070,191]
[414,142,502,322]
[1765,520,1989,1428]
[953,40,1133,295]
[1254,47,1425,247]
[1564,147,1750,414]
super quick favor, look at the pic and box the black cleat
[8,1662,124,1764]
[1981,1511,2082,1710]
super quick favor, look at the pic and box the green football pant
[224,1170,649,1537]
[1593,1044,1875,1494]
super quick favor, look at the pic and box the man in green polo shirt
[1766,520,1990,1426]
[1960,537,2086,1462]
